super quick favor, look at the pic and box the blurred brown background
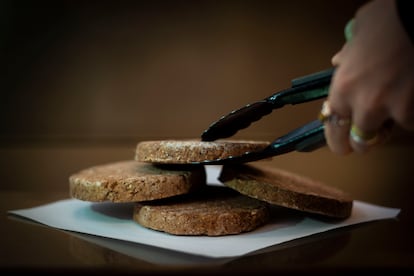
[2,0,414,211]
[1,0,366,142]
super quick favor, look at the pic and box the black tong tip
[201,101,274,141]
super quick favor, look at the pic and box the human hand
[322,0,414,155]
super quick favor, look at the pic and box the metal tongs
[197,20,355,165]
[198,67,335,165]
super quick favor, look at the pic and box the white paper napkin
[8,166,400,260]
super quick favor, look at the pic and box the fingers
[321,0,414,155]
[323,36,390,154]
[348,99,390,153]
[324,120,352,155]
[321,67,391,154]
[319,100,352,155]
[331,43,348,67]
[349,120,393,152]
[320,99,392,155]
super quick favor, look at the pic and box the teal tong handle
[267,67,333,107]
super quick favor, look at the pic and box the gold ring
[318,101,351,127]
[349,124,379,146]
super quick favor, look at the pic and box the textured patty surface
[135,139,270,164]
[133,185,270,236]
[69,160,206,202]
[219,164,353,218]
